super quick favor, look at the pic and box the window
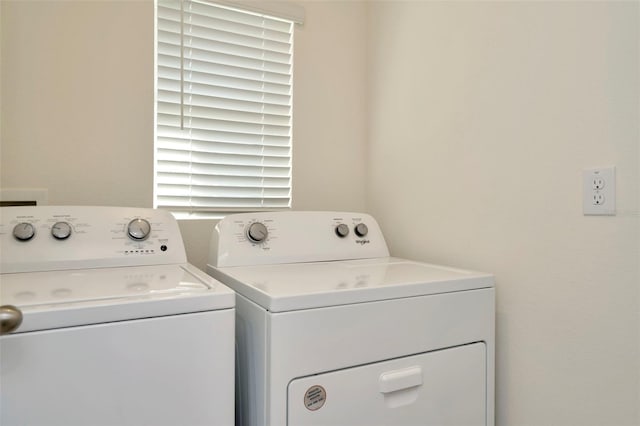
[155,0,298,218]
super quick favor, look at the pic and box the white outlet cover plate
[583,166,615,216]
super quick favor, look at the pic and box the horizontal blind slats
[158,40,291,74]
[157,197,291,209]
[158,103,291,127]
[158,54,291,85]
[157,79,291,106]
[157,90,291,116]
[155,0,293,212]
[157,12,292,44]
[157,172,289,187]
[158,67,290,96]
[157,148,291,168]
[157,125,290,147]
[157,138,290,156]
[157,160,290,178]
[157,113,291,137]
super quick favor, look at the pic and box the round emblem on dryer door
[304,385,326,411]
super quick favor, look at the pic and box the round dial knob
[51,221,72,240]
[127,218,151,241]
[335,223,349,238]
[13,222,35,241]
[246,222,268,243]
[354,223,369,237]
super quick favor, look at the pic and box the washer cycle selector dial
[13,223,35,241]
[51,222,72,240]
[127,218,151,241]
[246,222,268,243]
[354,223,368,237]
[335,223,350,238]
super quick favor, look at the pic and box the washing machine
[206,211,495,426]
[0,206,235,426]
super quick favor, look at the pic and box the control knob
[354,223,368,237]
[335,223,349,238]
[51,221,72,240]
[13,223,35,241]
[127,218,151,241]
[246,222,268,243]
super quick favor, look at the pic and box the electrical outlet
[592,177,605,190]
[583,167,615,215]
[592,193,605,205]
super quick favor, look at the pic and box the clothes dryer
[1,206,235,426]
[207,211,494,426]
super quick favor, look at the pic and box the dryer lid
[1,264,235,333]
[208,257,493,312]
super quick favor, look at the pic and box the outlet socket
[592,177,605,190]
[583,167,615,215]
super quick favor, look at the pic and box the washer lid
[208,257,493,312]
[1,264,235,333]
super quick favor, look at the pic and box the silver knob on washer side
[127,218,151,241]
[0,305,23,335]
[354,223,369,237]
[246,222,268,243]
[13,222,35,241]
[335,223,349,238]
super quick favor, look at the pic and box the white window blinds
[155,0,294,217]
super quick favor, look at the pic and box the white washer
[0,206,235,426]
[207,211,495,426]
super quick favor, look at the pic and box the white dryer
[207,211,495,426]
[0,206,235,426]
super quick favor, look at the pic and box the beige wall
[1,0,154,207]
[367,1,639,425]
[0,0,368,269]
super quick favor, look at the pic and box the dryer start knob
[246,222,268,243]
[355,223,369,237]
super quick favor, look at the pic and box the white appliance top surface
[1,264,235,333]
[1,205,188,273]
[210,257,493,312]
[0,206,235,334]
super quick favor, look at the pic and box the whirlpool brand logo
[355,239,370,245]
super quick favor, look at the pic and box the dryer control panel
[209,211,390,267]
[0,206,187,273]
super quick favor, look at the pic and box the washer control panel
[1,206,187,273]
[209,211,390,267]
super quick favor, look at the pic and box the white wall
[367,2,640,425]
[0,0,368,270]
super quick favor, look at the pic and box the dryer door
[287,342,487,426]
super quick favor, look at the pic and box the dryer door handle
[0,305,23,335]
[379,366,423,394]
